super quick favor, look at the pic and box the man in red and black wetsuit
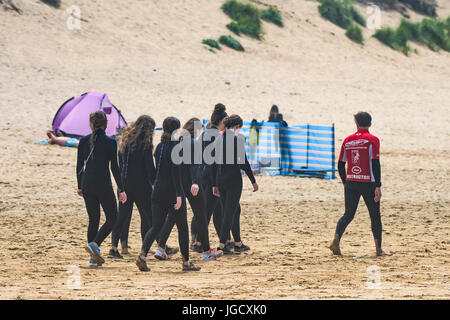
[330,112,392,257]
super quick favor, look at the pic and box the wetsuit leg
[219,187,242,244]
[361,184,382,247]
[167,198,190,261]
[335,182,361,240]
[187,192,210,252]
[141,200,170,256]
[111,192,134,248]
[119,202,133,248]
[231,203,241,243]
[134,193,153,243]
[83,192,101,243]
[157,211,176,249]
[203,183,222,237]
[191,214,198,239]
[94,187,118,246]
[212,198,224,240]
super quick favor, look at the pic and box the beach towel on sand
[34,138,79,148]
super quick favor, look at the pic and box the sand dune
[0,0,449,299]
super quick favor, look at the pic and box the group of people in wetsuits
[77,103,259,272]
[76,106,391,273]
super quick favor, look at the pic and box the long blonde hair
[119,115,156,153]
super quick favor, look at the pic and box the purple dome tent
[52,92,127,138]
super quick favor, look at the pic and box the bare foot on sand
[46,130,57,144]
[376,249,393,257]
[329,241,342,256]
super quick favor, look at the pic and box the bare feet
[329,240,342,256]
[376,249,393,257]
[46,130,57,144]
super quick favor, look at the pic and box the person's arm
[170,142,183,197]
[110,140,124,192]
[338,161,346,184]
[240,152,256,185]
[372,159,381,187]
[371,137,381,187]
[337,139,347,184]
[190,139,200,185]
[145,147,156,186]
[237,135,258,192]
[76,138,85,190]
[210,135,219,187]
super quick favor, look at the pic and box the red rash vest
[338,129,380,183]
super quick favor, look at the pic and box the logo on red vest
[351,166,362,174]
[345,139,368,148]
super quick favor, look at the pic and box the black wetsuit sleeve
[110,140,124,192]
[372,159,381,187]
[145,147,156,186]
[237,135,256,184]
[338,161,346,185]
[189,139,200,185]
[76,138,86,189]
[241,152,256,184]
[190,164,200,185]
[210,135,219,187]
[171,143,183,197]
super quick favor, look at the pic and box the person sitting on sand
[46,130,79,148]
[268,105,288,126]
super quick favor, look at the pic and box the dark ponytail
[211,103,227,126]
[89,111,108,148]
[161,116,181,142]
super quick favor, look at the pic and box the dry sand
[0,0,449,299]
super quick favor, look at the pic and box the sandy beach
[0,0,449,299]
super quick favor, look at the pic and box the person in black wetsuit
[76,111,127,267]
[212,114,259,255]
[107,115,156,259]
[157,118,221,261]
[135,117,200,272]
[191,103,230,252]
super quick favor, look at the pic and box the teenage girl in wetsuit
[108,115,156,259]
[76,111,127,267]
[212,114,259,255]
[136,117,200,272]
[191,103,231,251]
[157,118,220,261]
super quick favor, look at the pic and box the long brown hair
[119,115,156,153]
[183,117,202,139]
[89,111,107,148]
[268,104,279,120]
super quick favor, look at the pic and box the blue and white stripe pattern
[236,121,336,179]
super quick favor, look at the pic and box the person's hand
[119,192,127,204]
[252,182,259,192]
[77,189,83,198]
[374,187,382,202]
[174,196,182,210]
[212,186,220,197]
[191,184,199,197]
